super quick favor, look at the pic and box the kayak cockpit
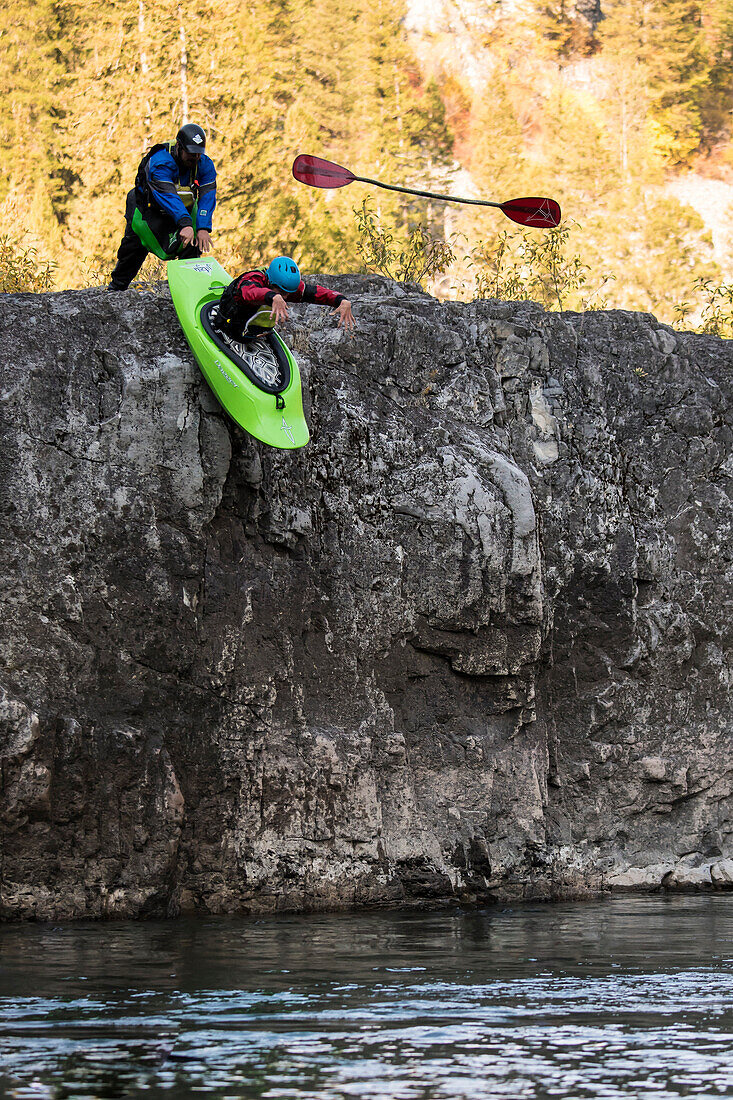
[199,301,292,395]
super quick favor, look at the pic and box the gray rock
[711,859,733,888]
[638,756,666,782]
[607,863,673,889]
[1,278,732,919]
[663,863,714,890]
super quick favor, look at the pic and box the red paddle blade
[293,154,355,189]
[501,197,561,228]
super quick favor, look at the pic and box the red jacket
[217,268,345,337]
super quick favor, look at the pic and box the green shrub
[693,278,733,338]
[354,198,454,287]
[471,221,607,311]
[0,235,55,293]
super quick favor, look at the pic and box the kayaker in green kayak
[212,256,354,341]
[168,256,312,449]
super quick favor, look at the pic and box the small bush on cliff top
[471,221,616,312]
[692,278,733,338]
[0,235,56,293]
[356,205,732,336]
[355,198,455,286]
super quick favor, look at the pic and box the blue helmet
[267,255,301,293]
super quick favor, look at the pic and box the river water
[0,896,731,1099]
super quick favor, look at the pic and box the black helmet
[176,123,206,154]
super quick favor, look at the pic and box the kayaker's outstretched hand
[197,229,212,253]
[179,225,195,247]
[334,299,354,334]
[270,293,290,324]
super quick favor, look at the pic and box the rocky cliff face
[1,277,732,920]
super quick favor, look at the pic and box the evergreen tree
[0,0,76,249]
[595,1,651,180]
[599,0,722,164]
[644,0,708,162]
[203,0,361,271]
[43,0,205,280]
[1,0,725,318]
[698,0,733,150]
[466,81,527,197]
[529,1,598,59]
[582,186,719,315]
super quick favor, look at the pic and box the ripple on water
[0,897,731,1099]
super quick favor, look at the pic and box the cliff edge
[1,276,731,919]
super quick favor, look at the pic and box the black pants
[109,189,201,289]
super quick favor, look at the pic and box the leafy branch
[0,236,56,293]
[354,198,454,286]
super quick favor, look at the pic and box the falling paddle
[292,154,561,229]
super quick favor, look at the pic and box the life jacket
[134,141,199,210]
[216,271,278,337]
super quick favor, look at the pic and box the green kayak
[167,256,309,449]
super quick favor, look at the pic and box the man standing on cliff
[109,123,217,290]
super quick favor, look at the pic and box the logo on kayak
[281,417,295,444]
[192,263,213,273]
[214,359,237,387]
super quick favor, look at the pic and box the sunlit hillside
[2,0,733,326]
[405,0,733,322]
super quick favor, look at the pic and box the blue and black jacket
[135,142,217,230]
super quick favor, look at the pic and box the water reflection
[0,896,731,1098]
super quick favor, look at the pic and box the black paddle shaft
[355,173,503,209]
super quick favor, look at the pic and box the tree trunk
[178,3,188,124]
[138,0,151,146]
